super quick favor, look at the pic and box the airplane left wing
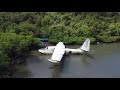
[48,42,65,63]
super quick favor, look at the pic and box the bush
[48,38,60,44]
[0,32,33,66]
[97,35,120,43]
[73,37,86,44]
[89,37,96,43]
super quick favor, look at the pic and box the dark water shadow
[12,53,47,78]
[12,63,33,78]
[26,54,44,64]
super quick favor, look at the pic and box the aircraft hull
[38,49,53,54]
[38,49,85,55]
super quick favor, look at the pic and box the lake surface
[12,43,120,78]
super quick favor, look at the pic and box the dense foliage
[0,12,120,77]
[1,12,120,44]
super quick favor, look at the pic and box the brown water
[12,43,120,78]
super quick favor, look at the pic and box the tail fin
[80,38,90,52]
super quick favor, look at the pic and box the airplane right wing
[48,42,65,63]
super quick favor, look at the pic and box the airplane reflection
[49,55,70,78]
[49,53,95,78]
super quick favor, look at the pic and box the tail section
[80,38,90,52]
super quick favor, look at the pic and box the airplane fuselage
[64,48,84,54]
[38,48,85,55]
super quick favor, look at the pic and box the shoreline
[42,40,120,46]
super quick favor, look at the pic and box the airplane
[38,38,90,63]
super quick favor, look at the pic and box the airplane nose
[38,49,41,52]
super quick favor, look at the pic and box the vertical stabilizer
[80,38,90,52]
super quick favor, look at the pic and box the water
[12,43,120,78]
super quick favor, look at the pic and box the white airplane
[39,38,90,63]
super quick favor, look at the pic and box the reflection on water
[49,56,67,78]
[12,43,120,78]
[50,64,62,78]
[81,54,96,69]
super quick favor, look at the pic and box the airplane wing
[48,42,65,63]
